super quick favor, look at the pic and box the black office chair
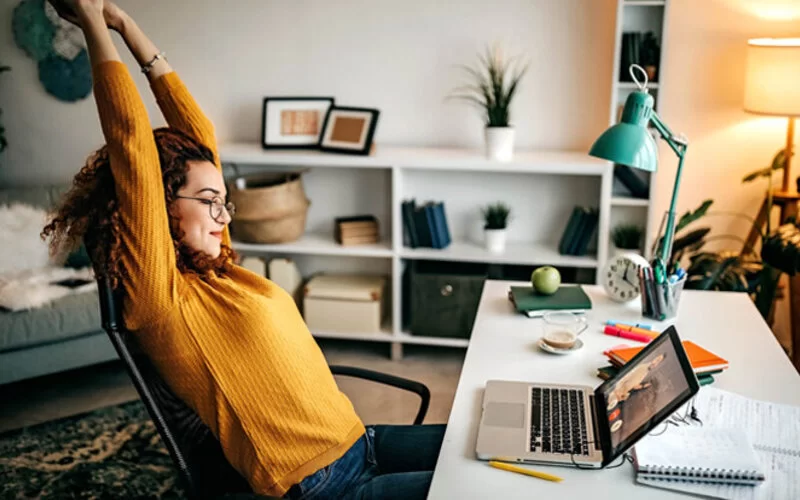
[96,277,430,500]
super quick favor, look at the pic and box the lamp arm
[649,111,685,157]
[648,110,689,278]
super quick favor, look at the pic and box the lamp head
[589,91,658,172]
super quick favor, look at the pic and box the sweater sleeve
[92,61,183,329]
[149,71,231,247]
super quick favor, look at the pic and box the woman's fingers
[47,0,81,26]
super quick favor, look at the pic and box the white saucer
[537,337,584,355]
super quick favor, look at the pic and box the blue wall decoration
[12,0,92,102]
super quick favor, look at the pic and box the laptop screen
[595,326,699,465]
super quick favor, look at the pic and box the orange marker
[613,324,658,339]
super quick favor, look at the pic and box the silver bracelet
[141,51,167,74]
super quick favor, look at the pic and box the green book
[508,285,592,316]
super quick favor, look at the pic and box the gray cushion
[0,290,101,353]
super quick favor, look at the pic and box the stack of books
[558,206,599,256]
[401,199,451,249]
[334,215,379,246]
[598,341,729,386]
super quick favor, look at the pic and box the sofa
[0,185,118,386]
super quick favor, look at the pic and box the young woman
[42,2,444,498]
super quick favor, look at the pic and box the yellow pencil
[488,460,563,483]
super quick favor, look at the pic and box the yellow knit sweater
[92,61,364,497]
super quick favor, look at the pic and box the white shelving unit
[220,144,612,359]
[608,0,671,257]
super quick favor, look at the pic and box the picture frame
[261,97,335,149]
[319,106,380,155]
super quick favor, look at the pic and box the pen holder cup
[639,274,686,321]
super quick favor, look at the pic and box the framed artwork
[319,106,380,155]
[261,97,335,149]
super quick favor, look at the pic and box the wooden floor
[0,339,465,434]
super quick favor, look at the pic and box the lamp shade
[743,38,800,117]
[589,91,658,172]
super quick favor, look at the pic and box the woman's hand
[48,0,128,32]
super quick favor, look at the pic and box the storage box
[409,261,487,339]
[303,274,387,333]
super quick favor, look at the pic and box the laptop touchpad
[484,402,525,428]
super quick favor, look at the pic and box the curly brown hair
[41,127,237,289]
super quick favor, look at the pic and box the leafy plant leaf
[742,149,787,183]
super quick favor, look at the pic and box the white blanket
[0,266,96,311]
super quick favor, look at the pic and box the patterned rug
[0,401,187,499]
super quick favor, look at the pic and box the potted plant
[640,32,660,82]
[449,45,528,162]
[611,224,643,257]
[482,202,511,253]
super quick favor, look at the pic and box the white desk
[428,280,800,499]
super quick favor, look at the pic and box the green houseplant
[481,202,511,253]
[449,45,528,162]
[611,224,643,256]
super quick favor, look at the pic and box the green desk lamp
[589,64,688,284]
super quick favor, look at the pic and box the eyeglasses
[175,195,236,223]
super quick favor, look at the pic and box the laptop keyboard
[530,387,589,456]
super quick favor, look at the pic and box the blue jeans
[284,424,446,500]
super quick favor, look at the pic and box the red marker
[604,325,652,343]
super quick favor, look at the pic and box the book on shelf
[335,215,379,246]
[613,164,649,198]
[402,199,451,250]
[557,206,599,256]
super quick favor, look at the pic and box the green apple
[531,266,561,295]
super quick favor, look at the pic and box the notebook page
[692,387,800,454]
[634,427,763,479]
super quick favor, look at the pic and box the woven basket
[229,172,310,244]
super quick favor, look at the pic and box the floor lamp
[741,38,800,370]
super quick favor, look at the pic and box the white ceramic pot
[612,245,642,258]
[485,127,515,162]
[485,228,507,254]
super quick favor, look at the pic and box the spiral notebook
[633,427,765,485]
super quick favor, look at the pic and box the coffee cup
[541,312,587,349]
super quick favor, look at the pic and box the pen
[604,325,652,343]
[488,460,563,483]
[611,324,658,339]
[604,320,653,329]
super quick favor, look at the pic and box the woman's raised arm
[57,0,182,329]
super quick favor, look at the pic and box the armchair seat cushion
[0,290,101,353]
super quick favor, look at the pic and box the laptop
[476,326,699,468]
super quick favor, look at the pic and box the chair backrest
[96,278,252,499]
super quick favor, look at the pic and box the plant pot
[485,127,515,162]
[484,228,507,254]
[612,245,642,259]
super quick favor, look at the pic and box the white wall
[655,0,800,348]
[0,0,616,185]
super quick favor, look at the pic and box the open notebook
[636,387,800,500]
[634,427,765,485]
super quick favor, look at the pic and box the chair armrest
[329,365,430,425]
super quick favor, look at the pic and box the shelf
[617,82,659,90]
[232,233,393,258]
[220,143,610,176]
[311,327,395,343]
[397,333,470,348]
[623,0,665,6]
[611,196,650,207]
[310,328,469,348]
[401,241,598,268]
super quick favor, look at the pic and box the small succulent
[482,202,511,230]
[612,224,643,250]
